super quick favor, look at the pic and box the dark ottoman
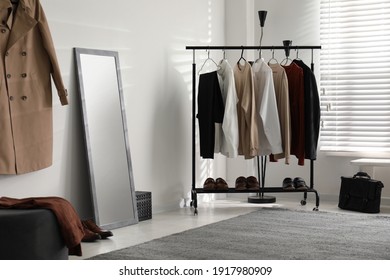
[0,209,68,260]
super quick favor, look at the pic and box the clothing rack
[186,45,321,215]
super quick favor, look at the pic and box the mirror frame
[74,47,138,229]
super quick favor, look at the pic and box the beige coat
[269,63,291,164]
[0,0,68,174]
[233,61,259,159]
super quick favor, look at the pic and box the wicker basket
[136,191,152,221]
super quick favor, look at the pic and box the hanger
[268,48,278,65]
[219,49,226,63]
[281,57,292,66]
[281,48,293,65]
[219,49,230,69]
[294,47,301,61]
[198,50,219,75]
[237,48,247,69]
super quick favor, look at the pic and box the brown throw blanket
[0,196,85,256]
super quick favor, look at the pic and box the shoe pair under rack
[282,177,309,191]
[203,177,228,190]
[235,176,260,191]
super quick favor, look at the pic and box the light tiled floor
[70,196,390,260]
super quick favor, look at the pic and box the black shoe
[282,177,295,191]
[293,177,308,190]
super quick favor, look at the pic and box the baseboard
[381,196,390,207]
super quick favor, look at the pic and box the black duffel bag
[339,172,384,213]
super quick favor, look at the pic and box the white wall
[0,0,226,217]
[225,0,390,202]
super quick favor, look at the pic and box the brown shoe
[82,219,113,239]
[203,178,216,190]
[235,176,247,190]
[81,227,101,242]
[215,177,228,190]
[246,176,260,190]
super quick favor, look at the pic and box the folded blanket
[0,196,85,256]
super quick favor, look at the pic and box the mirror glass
[74,48,138,229]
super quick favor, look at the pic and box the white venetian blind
[320,0,390,154]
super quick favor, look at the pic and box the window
[320,0,390,155]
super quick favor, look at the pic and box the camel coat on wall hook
[0,0,68,174]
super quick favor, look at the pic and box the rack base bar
[190,187,320,215]
[247,195,276,204]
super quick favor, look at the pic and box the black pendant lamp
[257,11,267,59]
[258,10,267,27]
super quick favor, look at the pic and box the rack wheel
[313,207,319,211]
[300,200,307,206]
[194,209,198,215]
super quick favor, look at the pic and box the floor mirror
[74,48,138,229]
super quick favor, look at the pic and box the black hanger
[237,48,247,69]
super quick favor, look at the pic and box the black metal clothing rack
[186,45,321,215]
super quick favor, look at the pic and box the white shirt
[252,59,283,156]
[215,59,239,158]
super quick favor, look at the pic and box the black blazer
[293,60,321,160]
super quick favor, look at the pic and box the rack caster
[300,200,307,206]
[194,208,198,215]
[313,207,319,211]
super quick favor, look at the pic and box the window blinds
[320,0,390,154]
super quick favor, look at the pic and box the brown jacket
[0,0,68,174]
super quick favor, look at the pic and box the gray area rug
[88,208,390,260]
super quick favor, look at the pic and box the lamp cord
[259,27,264,58]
